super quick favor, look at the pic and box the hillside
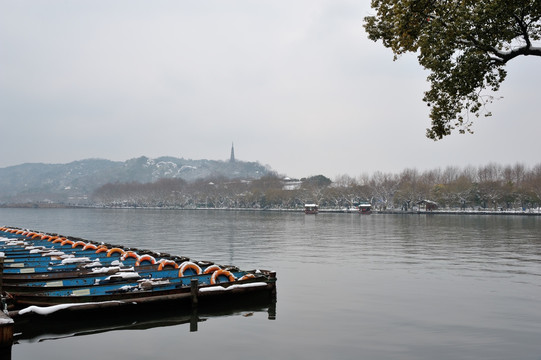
[0,156,272,204]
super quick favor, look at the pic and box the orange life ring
[121,251,140,261]
[41,235,51,240]
[48,236,60,242]
[16,230,24,234]
[61,239,74,246]
[72,241,87,248]
[95,247,109,254]
[203,264,221,274]
[106,248,126,257]
[178,261,202,277]
[32,233,42,239]
[239,273,256,281]
[157,260,179,270]
[52,238,63,244]
[83,243,98,251]
[135,255,156,266]
[210,269,236,284]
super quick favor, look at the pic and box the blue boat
[0,226,277,311]
[0,230,190,276]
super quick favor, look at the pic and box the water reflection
[12,297,276,349]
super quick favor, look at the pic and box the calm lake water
[2,208,541,360]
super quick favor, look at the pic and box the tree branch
[513,13,532,48]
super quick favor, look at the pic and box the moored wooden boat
[358,203,372,214]
[304,204,319,214]
[0,226,277,313]
[8,270,274,308]
[2,261,258,291]
[0,229,193,279]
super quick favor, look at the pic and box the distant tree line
[91,163,541,212]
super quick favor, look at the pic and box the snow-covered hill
[0,156,271,204]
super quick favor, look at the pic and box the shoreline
[1,204,540,216]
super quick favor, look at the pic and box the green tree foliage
[301,175,332,188]
[364,0,541,139]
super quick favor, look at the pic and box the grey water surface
[2,208,541,360]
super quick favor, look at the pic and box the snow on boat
[0,226,277,315]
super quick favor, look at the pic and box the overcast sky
[1,1,539,179]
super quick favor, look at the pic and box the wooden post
[190,278,198,307]
[268,271,277,320]
[0,347,11,359]
[190,306,198,332]
[0,253,13,349]
[0,312,13,349]
[0,252,3,294]
[269,271,277,298]
[190,278,200,332]
[268,298,277,320]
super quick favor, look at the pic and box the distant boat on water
[359,203,372,214]
[304,204,318,214]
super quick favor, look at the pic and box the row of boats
[0,226,276,317]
